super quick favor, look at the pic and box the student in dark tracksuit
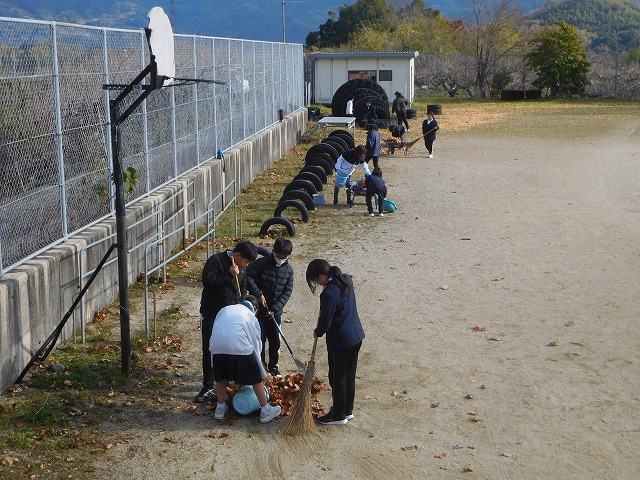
[365,167,387,217]
[422,111,440,158]
[306,259,365,426]
[246,237,294,378]
[195,241,258,403]
[364,122,381,169]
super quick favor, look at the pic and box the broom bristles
[280,338,318,435]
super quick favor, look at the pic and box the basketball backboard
[147,7,175,87]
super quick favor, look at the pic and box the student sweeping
[246,237,294,378]
[306,259,365,426]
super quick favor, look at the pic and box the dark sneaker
[269,367,283,379]
[317,412,348,426]
[194,387,214,403]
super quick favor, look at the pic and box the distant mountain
[0,0,539,44]
[0,0,638,49]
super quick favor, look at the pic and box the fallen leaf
[2,456,19,466]
[480,384,488,390]
[472,326,487,332]
[63,379,73,386]
[548,340,559,346]
[465,393,475,400]
[434,452,447,459]
[164,437,178,444]
[461,237,471,241]
[364,395,371,400]
[463,464,473,472]
[488,336,502,341]
[440,284,449,290]
[399,238,407,243]
[501,452,513,457]
[400,445,418,451]
[495,275,505,281]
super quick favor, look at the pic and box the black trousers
[365,154,379,169]
[424,138,435,154]
[258,312,281,370]
[327,341,362,419]
[200,314,216,389]
[366,190,385,214]
[397,111,409,129]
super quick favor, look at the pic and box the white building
[308,51,419,105]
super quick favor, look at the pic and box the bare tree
[466,0,524,98]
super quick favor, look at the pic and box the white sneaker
[428,154,433,158]
[406,128,410,132]
[260,404,282,424]
[346,414,355,421]
[368,213,374,217]
[214,403,228,420]
[378,212,384,217]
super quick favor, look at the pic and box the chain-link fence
[0,18,304,277]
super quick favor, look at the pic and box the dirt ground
[93,102,639,479]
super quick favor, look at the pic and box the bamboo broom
[280,336,318,435]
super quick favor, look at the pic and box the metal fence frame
[0,17,304,277]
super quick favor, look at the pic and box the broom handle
[310,335,318,362]
[230,255,242,298]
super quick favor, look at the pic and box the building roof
[308,51,419,59]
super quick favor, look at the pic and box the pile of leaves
[264,373,325,416]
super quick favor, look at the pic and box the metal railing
[0,17,304,277]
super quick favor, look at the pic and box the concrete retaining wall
[0,109,306,392]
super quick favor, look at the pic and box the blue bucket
[232,385,269,415]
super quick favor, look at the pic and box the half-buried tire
[305,154,334,175]
[299,165,328,184]
[279,189,315,211]
[274,199,309,223]
[306,143,339,162]
[259,217,296,237]
[283,178,317,196]
[293,172,323,192]
[257,245,271,257]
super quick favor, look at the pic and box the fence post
[51,23,69,239]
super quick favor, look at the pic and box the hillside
[0,0,537,44]
[533,0,640,52]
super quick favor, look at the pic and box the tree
[306,0,394,48]
[526,22,591,97]
[466,0,524,98]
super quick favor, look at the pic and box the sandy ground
[93,103,640,479]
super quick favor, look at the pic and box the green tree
[526,22,591,97]
[306,0,394,48]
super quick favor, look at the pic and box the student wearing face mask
[246,238,294,378]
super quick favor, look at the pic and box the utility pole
[282,0,286,43]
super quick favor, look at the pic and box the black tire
[283,178,317,196]
[427,104,442,115]
[328,129,354,140]
[274,199,309,223]
[259,217,295,237]
[306,143,340,162]
[293,172,323,192]
[323,135,349,153]
[321,138,346,157]
[330,79,390,117]
[299,165,328,184]
[354,96,390,122]
[257,245,271,257]
[329,132,355,149]
[279,189,315,211]
[305,155,334,175]
[406,108,417,119]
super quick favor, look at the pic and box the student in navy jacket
[306,259,365,426]
[364,122,381,169]
[246,237,294,378]
[364,167,387,217]
[422,111,440,158]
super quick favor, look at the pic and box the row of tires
[331,79,391,122]
[259,130,355,237]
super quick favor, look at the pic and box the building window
[348,70,376,82]
[379,70,392,81]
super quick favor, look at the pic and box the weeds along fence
[0,17,304,277]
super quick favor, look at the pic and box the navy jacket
[246,253,294,315]
[422,118,439,140]
[314,275,365,350]
[365,129,381,156]
[365,174,387,197]
[200,250,246,319]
